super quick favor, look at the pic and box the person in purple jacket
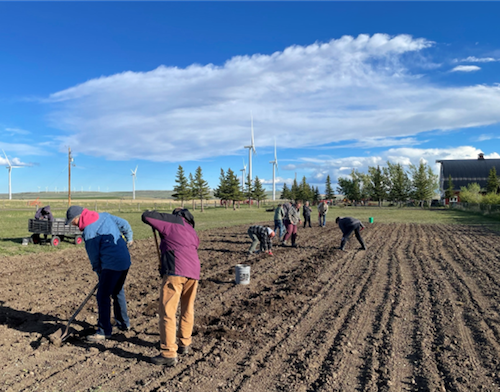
[142,208,200,367]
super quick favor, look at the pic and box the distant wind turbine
[2,150,22,200]
[269,140,279,201]
[131,165,138,200]
[240,160,247,192]
[243,114,256,185]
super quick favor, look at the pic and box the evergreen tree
[409,160,438,208]
[385,162,411,206]
[188,173,196,209]
[245,176,254,205]
[192,166,211,212]
[325,175,334,200]
[368,165,387,207]
[290,178,299,202]
[486,167,500,194]
[226,168,243,210]
[298,176,313,203]
[313,186,321,204]
[172,165,190,207]
[252,176,267,207]
[444,175,455,201]
[213,169,230,208]
[280,183,291,200]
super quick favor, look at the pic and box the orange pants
[159,275,199,358]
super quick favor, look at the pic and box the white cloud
[317,137,423,150]
[46,34,500,162]
[457,56,498,63]
[4,128,31,135]
[0,142,47,157]
[450,65,481,72]
[270,146,499,186]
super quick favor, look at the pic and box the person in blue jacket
[66,205,133,342]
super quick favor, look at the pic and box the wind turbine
[269,140,279,201]
[2,150,22,200]
[243,114,256,185]
[131,166,138,200]
[240,160,247,192]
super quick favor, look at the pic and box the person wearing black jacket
[336,216,366,251]
[302,201,312,228]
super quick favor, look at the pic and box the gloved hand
[127,240,134,247]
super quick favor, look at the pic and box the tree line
[335,160,438,207]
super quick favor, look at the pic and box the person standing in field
[282,201,301,247]
[142,208,200,367]
[66,205,133,341]
[302,201,312,228]
[318,201,329,227]
[336,216,367,251]
[247,225,275,255]
[273,204,285,240]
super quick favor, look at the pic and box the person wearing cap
[247,225,275,255]
[336,216,367,251]
[141,208,200,367]
[66,205,133,342]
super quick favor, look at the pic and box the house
[436,154,500,204]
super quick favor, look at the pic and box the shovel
[49,282,99,347]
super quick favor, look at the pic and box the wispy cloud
[4,127,31,136]
[46,34,500,162]
[476,134,500,142]
[0,142,48,157]
[450,65,481,73]
[316,137,423,150]
[455,56,499,63]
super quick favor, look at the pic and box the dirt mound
[2,222,500,391]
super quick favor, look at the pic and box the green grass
[1,204,499,256]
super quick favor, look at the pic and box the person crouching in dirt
[282,202,301,247]
[336,216,366,251]
[66,205,133,342]
[318,201,328,227]
[142,208,200,367]
[247,225,275,255]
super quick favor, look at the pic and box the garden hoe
[49,282,99,347]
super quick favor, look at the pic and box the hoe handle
[67,283,99,326]
[152,228,162,272]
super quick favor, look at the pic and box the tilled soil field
[2,222,500,392]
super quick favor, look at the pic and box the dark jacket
[248,225,273,252]
[338,217,364,234]
[35,206,54,222]
[303,205,312,217]
[142,210,200,280]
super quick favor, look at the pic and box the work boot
[151,355,178,367]
[292,243,298,248]
[281,240,289,246]
[177,345,191,355]
[86,333,111,342]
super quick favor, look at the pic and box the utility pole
[68,147,73,206]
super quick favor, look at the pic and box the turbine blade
[2,149,11,167]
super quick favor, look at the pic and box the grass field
[1,203,500,256]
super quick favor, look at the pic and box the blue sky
[1,2,500,196]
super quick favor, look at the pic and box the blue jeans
[319,214,326,227]
[274,219,285,239]
[96,269,129,336]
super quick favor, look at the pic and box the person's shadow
[0,301,158,363]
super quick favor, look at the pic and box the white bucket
[235,264,251,285]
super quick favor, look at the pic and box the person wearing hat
[335,216,367,251]
[66,205,133,341]
[141,208,200,367]
[247,225,275,255]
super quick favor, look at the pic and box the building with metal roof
[436,154,500,200]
